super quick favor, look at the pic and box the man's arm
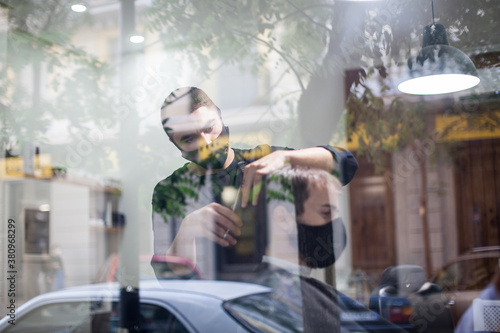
[165,203,242,259]
[317,145,359,185]
[241,146,358,207]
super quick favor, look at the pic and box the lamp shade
[398,24,480,95]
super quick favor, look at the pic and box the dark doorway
[349,153,396,278]
[454,139,500,253]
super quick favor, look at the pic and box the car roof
[447,248,500,263]
[1,280,271,332]
[32,279,272,302]
[431,248,500,280]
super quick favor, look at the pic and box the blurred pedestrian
[455,267,500,333]
[50,245,65,291]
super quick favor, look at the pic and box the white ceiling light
[71,4,87,12]
[129,34,145,44]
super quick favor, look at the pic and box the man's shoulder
[152,163,202,218]
[154,163,192,190]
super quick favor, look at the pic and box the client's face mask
[297,217,347,268]
[181,126,230,170]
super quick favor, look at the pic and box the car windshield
[224,293,303,333]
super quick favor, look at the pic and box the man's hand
[241,150,290,208]
[182,202,243,247]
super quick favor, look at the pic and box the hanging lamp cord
[431,0,435,25]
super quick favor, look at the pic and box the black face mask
[297,217,347,269]
[181,126,230,170]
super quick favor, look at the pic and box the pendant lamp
[397,1,480,95]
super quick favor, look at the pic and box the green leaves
[2,0,113,150]
[152,167,201,220]
[266,173,294,205]
[145,0,334,82]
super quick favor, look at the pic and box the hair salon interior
[1,0,499,327]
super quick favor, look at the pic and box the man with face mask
[151,87,357,272]
[254,166,345,332]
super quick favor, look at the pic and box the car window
[460,257,499,291]
[434,262,462,291]
[4,301,108,333]
[435,257,500,292]
[224,293,303,333]
[137,303,190,333]
[5,300,189,333]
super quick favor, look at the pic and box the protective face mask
[297,217,347,268]
[181,126,230,170]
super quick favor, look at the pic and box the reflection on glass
[1,1,499,332]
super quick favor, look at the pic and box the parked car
[1,280,409,332]
[368,265,454,333]
[93,254,203,283]
[431,246,500,324]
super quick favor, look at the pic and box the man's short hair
[160,87,222,137]
[161,87,216,113]
[266,166,341,218]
